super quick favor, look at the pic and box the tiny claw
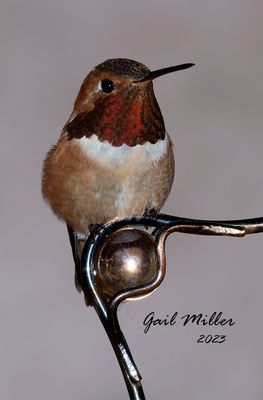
[143,207,158,218]
[143,207,158,230]
[88,223,105,243]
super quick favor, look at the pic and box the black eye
[100,79,115,93]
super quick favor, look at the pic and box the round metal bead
[94,228,159,298]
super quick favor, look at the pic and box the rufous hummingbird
[42,58,194,291]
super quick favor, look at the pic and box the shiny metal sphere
[94,228,159,298]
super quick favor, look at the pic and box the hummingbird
[42,58,194,292]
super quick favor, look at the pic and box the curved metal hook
[79,213,263,400]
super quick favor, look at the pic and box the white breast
[76,133,169,166]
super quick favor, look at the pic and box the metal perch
[72,214,263,399]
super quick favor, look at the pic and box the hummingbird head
[65,58,194,147]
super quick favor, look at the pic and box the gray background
[1,0,263,399]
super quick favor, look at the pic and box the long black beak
[135,63,195,83]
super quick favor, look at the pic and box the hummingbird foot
[143,207,158,218]
[88,223,105,243]
[143,207,158,230]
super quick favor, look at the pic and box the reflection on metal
[77,214,263,400]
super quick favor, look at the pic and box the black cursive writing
[142,311,235,334]
[143,311,178,333]
[181,312,235,327]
